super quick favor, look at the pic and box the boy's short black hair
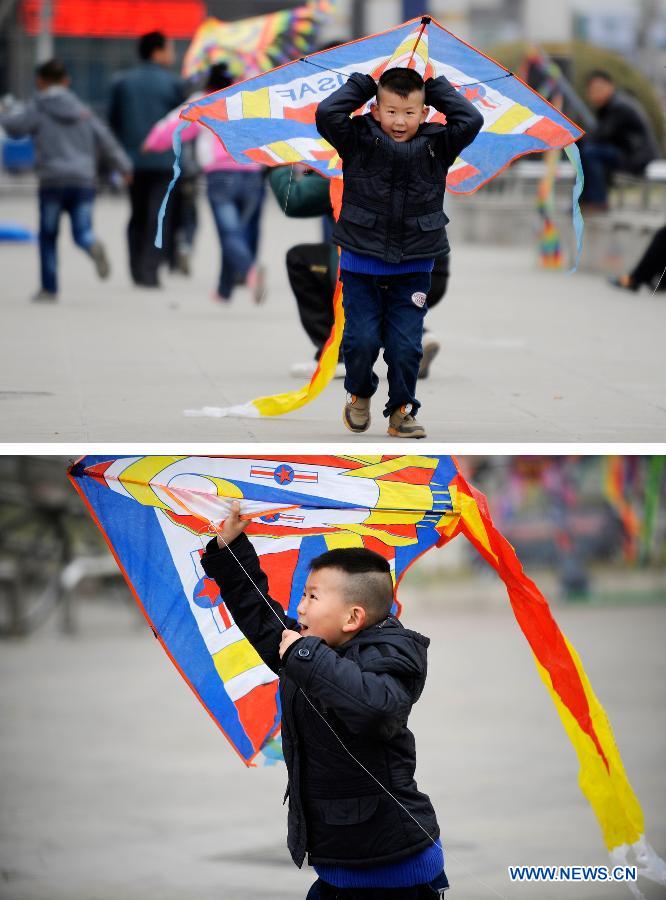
[138,31,167,61]
[585,69,614,85]
[310,547,393,625]
[377,67,425,103]
[35,59,68,84]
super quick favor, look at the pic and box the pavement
[1,581,665,900]
[1,189,665,442]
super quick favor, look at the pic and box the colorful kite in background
[182,0,331,80]
[519,48,592,270]
[69,455,665,896]
[602,455,666,566]
[174,15,585,420]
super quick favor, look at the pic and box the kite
[180,16,583,191]
[181,0,331,80]
[165,15,586,421]
[69,455,665,896]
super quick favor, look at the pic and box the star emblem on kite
[193,576,222,608]
[274,465,295,485]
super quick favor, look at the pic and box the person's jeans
[306,869,450,899]
[206,170,264,298]
[38,185,96,293]
[340,270,430,417]
[578,141,621,205]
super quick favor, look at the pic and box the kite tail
[564,142,585,273]
[154,120,187,249]
[537,148,563,269]
[185,277,345,418]
[440,474,666,891]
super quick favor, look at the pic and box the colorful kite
[182,0,331,80]
[171,16,585,420]
[181,16,583,192]
[69,455,665,895]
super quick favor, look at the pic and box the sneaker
[343,394,371,433]
[387,405,426,439]
[173,246,191,276]
[89,242,110,279]
[31,289,57,303]
[246,264,266,304]
[418,334,440,379]
[608,275,639,293]
[290,360,345,379]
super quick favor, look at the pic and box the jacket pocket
[310,795,380,826]
[340,203,377,228]
[417,210,449,231]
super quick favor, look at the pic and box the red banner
[22,0,205,38]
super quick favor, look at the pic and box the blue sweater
[341,248,435,275]
[314,839,444,888]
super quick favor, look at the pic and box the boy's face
[371,88,428,142]
[297,567,363,647]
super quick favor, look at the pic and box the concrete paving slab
[0,192,665,442]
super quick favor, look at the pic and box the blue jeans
[206,170,264,298]
[578,141,621,205]
[341,270,430,417]
[38,185,96,293]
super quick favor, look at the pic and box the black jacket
[315,73,483,263]
[590,89,658,173]
[200,533,440,869]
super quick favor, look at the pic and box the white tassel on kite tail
[609,837,666,900]
[184,403,260,418]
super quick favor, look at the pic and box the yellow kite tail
[442,473,666,893]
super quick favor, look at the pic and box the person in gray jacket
[0,58,132,301]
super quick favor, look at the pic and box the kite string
[210,530,438,842]
[206,526,509,900]
[300,56,514,89]
[652,264,666,296]
[284,162,294,215]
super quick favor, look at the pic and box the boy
[0,59,132,301]
[315,67,483,438]
[201,502,449,899]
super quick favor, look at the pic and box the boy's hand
[279,629,302,659]
[216,500,249,549]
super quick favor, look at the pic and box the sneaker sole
[387,425,426,439]
[90,245,110,279]
[343,407,370,433]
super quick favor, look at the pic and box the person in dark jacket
[579,70,659,211]
[109,31,183,286]
[0,58,132,301]
[316,67,482,439]
[201,502,449,900]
